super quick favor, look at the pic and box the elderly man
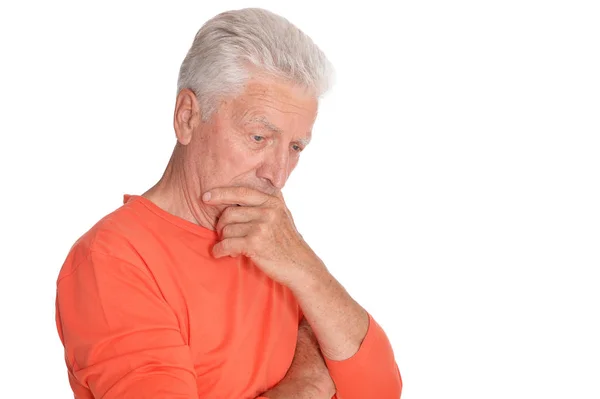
[55,8,402,399]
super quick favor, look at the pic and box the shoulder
[57,201,148,283]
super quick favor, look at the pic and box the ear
[173,89,201,145]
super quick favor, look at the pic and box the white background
[1,1,598,398]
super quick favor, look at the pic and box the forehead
[231,76,318,125]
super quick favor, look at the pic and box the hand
[261,319,336,399]
[202,186,324,286]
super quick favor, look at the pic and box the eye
[291,144,303,152]
[252,135,265,142]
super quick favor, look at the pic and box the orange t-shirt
[55,195,402,398]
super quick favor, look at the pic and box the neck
[142,144,217,230]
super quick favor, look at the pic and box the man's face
[187,75,318,215]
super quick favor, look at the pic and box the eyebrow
[250,116,283,134]
[248,116,312,147]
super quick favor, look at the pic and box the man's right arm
[56,250,199,398]
[56,250,333,399]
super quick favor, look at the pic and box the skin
[143,74,369,398]
[262,319,336,399]
[143,75,315,229]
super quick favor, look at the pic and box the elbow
[380,363,403,398]
[396,364,403,398]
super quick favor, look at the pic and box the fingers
[212,237,251,259]
[214,208,262,258]
[215,206,265,236]
[203,186,271,207]
[220,222,253,239]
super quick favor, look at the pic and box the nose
[257,150,289,190]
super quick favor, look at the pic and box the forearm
[260,379,324,399]
[289,260,402,398]
[261,319,335,399]
[288,259,369,361]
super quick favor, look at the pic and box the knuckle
[216,218,227,232]
[221,224,232,237]
[221,206,234,219]
[239,186,251,198]
[218,207,237,226]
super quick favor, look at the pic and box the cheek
[291,156,300,169]
[218,143,265,180]
[205,133,244,168]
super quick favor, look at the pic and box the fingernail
[202,192,211,202]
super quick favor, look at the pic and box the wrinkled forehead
[225,77,319,136]
[233,76,318,117]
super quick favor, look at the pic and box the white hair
[177,8,334,121]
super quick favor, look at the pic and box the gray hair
[177,8,334,121]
